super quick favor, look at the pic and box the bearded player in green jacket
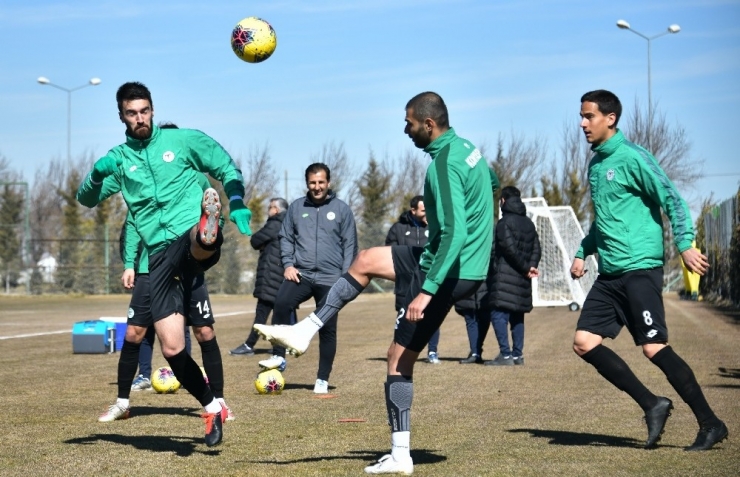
[571,89,727,452]
[77,81,252,447]
[254,91,499,474]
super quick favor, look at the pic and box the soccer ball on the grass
[151,366,181,394]
[230,16,277,63]
[254,369,285,395]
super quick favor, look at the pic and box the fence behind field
[701,191,740,305]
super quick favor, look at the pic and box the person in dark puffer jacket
[385,195,443,364]
[485,186,540,366]
[230,198,296,356]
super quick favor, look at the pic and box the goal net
[518,198,598,310]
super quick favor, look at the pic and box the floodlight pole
[37,77,101,162]
[616,20,680,151]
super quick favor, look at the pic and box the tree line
[0,104,699,294]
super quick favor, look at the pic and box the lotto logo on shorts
[646,329,658,339]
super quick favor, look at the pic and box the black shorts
[146,232,220,322]
[576,267,667,345]
[391,245,482,352]
[127,273,215,327]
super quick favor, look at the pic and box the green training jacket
[77,125,245,256]
[420,128,498,294]
[575,129,694,275]
[122,173,215,273]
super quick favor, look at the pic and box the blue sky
[1,0,738,210]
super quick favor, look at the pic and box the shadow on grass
[242,448,445,466]
[64,434,218,457]
[707,367,740,389]
[509,428,650,448]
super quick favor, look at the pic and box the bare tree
[388,148,427,221]
[543,120,593,224]
[236,142,278,226]
[487,131,547,197]
[623,100,699,189]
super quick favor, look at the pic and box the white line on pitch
[0,310,252,340]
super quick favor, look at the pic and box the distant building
[37,252,57,283]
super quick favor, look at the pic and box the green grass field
[0,293,737,476]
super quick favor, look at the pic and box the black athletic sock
[385,375,413,433]
[117,340,141,400]
[650,346,720,427]
[314,273,365,324]
[581,344,658,411]
[165,348,214,407]
[199,337,224,399]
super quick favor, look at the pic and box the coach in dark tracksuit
[260,163,357,393]
[485,187,541,366]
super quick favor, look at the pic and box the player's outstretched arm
[76,155,123,208]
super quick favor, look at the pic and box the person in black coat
[230,198,295,355]
[485,186,541,366]
[385,195,442,364]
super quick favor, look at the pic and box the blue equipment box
[72,320,115,354]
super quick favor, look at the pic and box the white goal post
[515,198,598,311]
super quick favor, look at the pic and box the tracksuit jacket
[421,128,497,294]
[77,125,245,256]
[280,191,357,286]
[385,211,428,247]
[575,129,694,275]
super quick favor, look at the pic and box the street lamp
[37,76,102,162]
[616,20,680,150]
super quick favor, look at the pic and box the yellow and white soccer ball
[230,16,277,63]
[254,369,285,395]
[151,366,181,394]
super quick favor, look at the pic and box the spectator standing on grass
[385,195,442,364]
[485,185,540,367]
[230,197,296,356]
[257,163,357,395]
[571,89,726,451]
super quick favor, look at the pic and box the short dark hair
[270,197,289,212]
[116,82,152,113]
[406,92,449,128]
[581,89,622,126]
[305,163,331,183]
[501,186,521,201]
[410,195,424,209]
[158,121,178,129]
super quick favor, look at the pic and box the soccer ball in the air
[254,369,285,395]
[231,16,277,63]
[151,366,181,394]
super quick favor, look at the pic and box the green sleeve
[122,212,139,270]
[76,154,123,207]
[422,158,468,295]
[186,130,245,200]
[576,221,597,259]
[489,167,500,196]
[631,153,694,253]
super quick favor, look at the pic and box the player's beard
[128,121,152,140]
